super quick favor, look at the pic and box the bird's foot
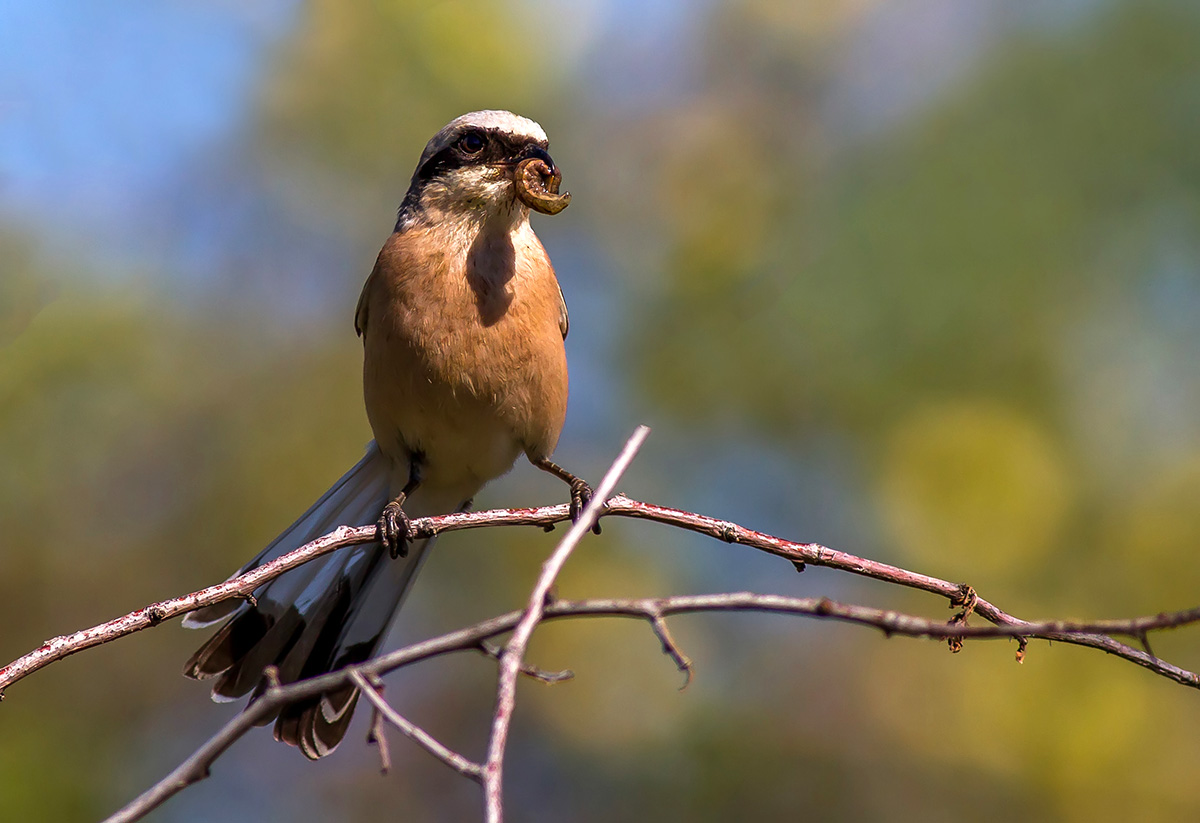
[531,457,602,535]
[569,478,602,535]
[378,501,412,559]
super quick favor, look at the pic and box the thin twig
[101,678,287,823]
[361,673,392,774]
[348,670,482,781]
[482,424,651,823]
[648,610,693,688]
[477,641,574,684]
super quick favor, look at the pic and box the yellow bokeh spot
[877,400,1073,579]
[861,640,1157,821]
[1108,455,1200,565]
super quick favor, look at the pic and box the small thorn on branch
[361,677,393,775]
[361,672,393,774]
[1137,631,1156,659]
[649,611,693,689]
[478,641,573,684]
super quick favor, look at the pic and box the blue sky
[0,1,290,229]
[0,0,1028,276]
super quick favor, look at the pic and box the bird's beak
[516,145,559,176]
[512,147,571,215]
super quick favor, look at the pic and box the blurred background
[5,0,1200,820]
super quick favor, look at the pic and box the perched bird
[183,110,587,759]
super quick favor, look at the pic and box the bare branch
[101,676,287,823]
[648,609,693,688]
[8,425,1200,821]
[348,670,482,782]
[10,491,1195,698]
[364,687,392,775]
[101,587,1200,823]
[0,524,379,696]
[482,424,651,823]
[543,594,1200,648]
[477,641,574,684]
[101,612,529,823]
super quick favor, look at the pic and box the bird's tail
[183,441,448,759]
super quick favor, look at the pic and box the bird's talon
[568,479,590,519]
[567,478,601,533]
[378,501,411,559]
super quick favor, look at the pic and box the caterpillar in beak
[515,157,571,215]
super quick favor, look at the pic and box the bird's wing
[557,281,569,340]
[354,266,377,338]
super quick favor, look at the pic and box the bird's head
[398,110,569,229]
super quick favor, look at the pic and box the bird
[182,110,587,759]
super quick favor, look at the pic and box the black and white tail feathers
[183,441,449,759]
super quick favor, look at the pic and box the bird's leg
[379,456,423,559]
[531,456,600,534]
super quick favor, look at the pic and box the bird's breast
[360,221,569,490]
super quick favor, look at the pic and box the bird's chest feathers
[391,219,550,400]
[361,213,568,479]
[465,222,520,326]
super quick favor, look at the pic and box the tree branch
[482,424,650,823]
[5,489,1192,696]
[101,588,1200,823]
[6,426,1200,820]
[100,610,529,823]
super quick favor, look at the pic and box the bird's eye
[458,132,486,154]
